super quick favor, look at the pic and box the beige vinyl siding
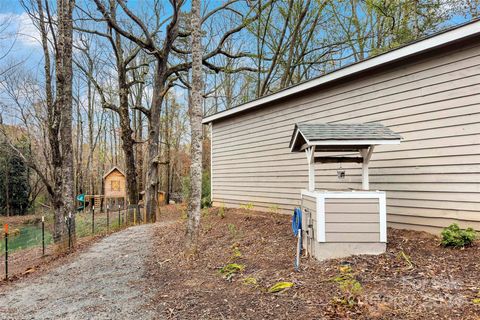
[325,198,380,242]
[211,41,480,233]
[300,195,316,252]
[301,195,317,214]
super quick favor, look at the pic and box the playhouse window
[111,180,120,191]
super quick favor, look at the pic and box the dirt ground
[146,206,480,320]
[0,206,478,319]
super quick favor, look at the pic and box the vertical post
[68,213,72,251]
[361,159,368,190]
[118,204,121,227]
[124,200,127,225]
[92,205,95,234]
[4,224,8,280]
[106,205,110,232]
[42,216,45,256]
[360,146,374,191]
[305,147,315,192]
[133,207,136,225]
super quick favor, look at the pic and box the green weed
[218,203,226,219]
[332,265,363,307]
[240,202,254,210]
[227,223,238,238]
[243,276,258,286]
[219,263,245,280]
[268,205,279,215]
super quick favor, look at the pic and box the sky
[0,0,476,76]
[0,0,477,120]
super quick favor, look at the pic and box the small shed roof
[102,166,126,180]
[290,123,401,152]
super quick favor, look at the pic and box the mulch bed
[146,206,480,319]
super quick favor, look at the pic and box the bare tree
[93,0,266,222]
[186,0,202,252]
[75,3,147,207]
[15,0,77,243]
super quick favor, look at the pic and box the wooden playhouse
[102,166,127,210]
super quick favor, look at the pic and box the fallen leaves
[144,206,480,319]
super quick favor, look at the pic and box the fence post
[68,214,72,251]
[42,216,45,256]
[106,205,110,232]
[122,211,125,226]
[4,224,8,280]
[92,205,95,234]
[133,207,136,225]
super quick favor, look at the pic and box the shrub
[441,223,476,248]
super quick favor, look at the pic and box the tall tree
[186,0,202,252]
[18,0,77,242]
[75,2,145,207]
[93,0,264,222]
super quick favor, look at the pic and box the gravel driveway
[0,223,162,320]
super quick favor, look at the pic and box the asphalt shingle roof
[289,123,402,151]
[297,123,402,141]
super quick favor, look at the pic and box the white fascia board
[289,128,311,152]
[202,21,480,124]
[301,189,385,197]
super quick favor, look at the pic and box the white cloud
[0,11,41,50]
[13,12,41,48]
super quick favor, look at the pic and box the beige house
[203,20,480,234]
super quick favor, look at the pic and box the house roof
[102,166,126,180]
[289,123,401,152]
[203,19,480,124]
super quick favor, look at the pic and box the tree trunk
[118,72,139,206]
[186,0,203,253]
[57,0,76,242]
[135,109,143,191]
[144,68,162,223]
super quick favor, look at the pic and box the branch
[93,0,158,55]
[73,58,120,113]
[132,104,151,118]
[0,128,54,197]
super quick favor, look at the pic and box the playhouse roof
[102,166,126,180]
[289,123,401,152]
